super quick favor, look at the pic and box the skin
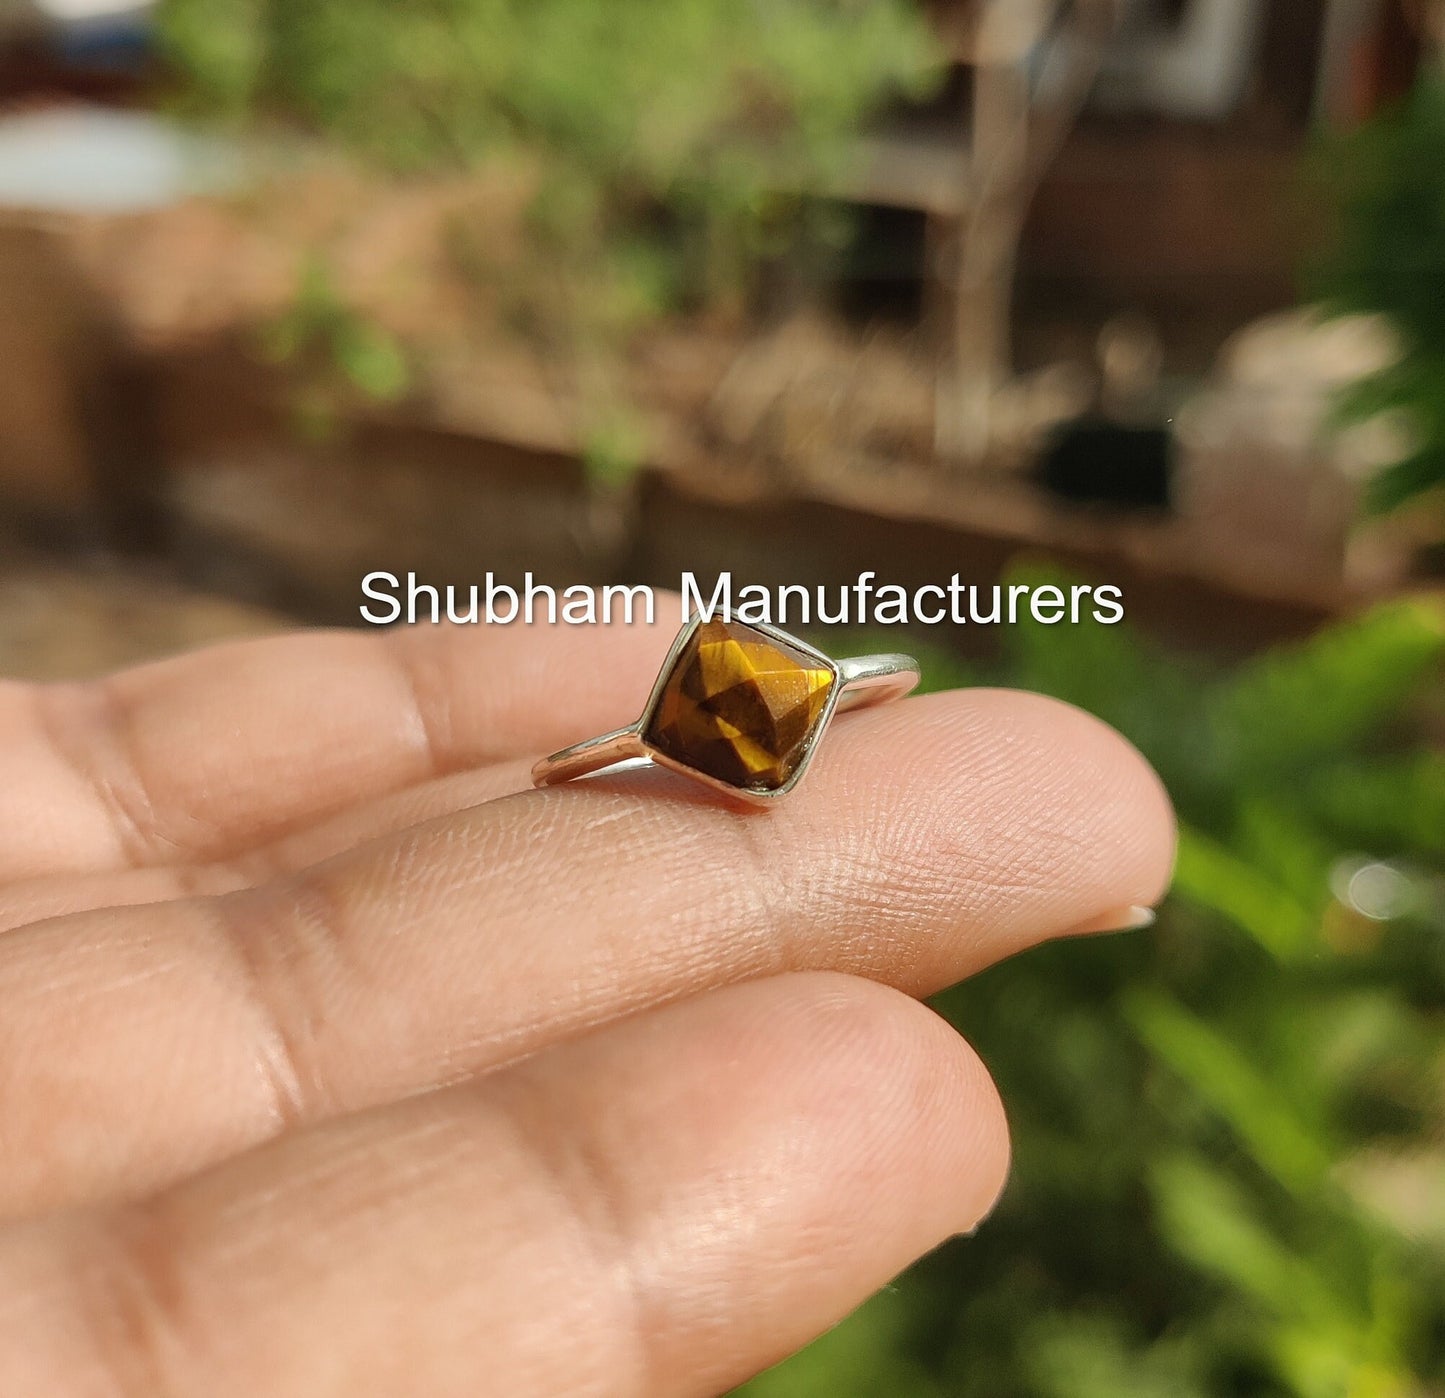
[0,594,1175,1397]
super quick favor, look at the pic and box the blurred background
[0,1,1442,1394]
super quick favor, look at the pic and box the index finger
[0,592,683,881]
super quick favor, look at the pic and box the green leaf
[1128,992,1334,1194]
[1171,825,1317,959]
[156,0,269,115]
[1364,448,1445,515]
[1022,1314,1209,1398]
[1311,73,1445,519]
[333,320,411,402]
[1149,1154,1341,1322]
[1307,753,1445,857]
[1233,800,1339,910]
[582,412,646,489]
[1205,600,1445,779]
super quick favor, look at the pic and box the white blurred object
[0,107,239,213]
[0,0,150,36]
[1219,310,1398,392]
[1175,309,1407,591]
[1330,857,1422,922]
[39,0,148,18]
[1098,312,1164,421]
[1095,0,1268,120]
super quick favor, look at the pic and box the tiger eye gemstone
[645,620,836,792]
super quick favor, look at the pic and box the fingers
[0,594,682,881]
[0,687,1172,1216]
[0,974,1008,1398]
[0,764,533,934]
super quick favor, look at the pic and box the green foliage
[258,255,411,437]
[1127,995,1335,1195]
[157,0,943,467]
[743,568,1445,1397]
[1313,75,1445,515]
[1022,1312,1209,1398]
[159,0,939,185]
[1309,753,1445,860]
[744,1284,947,1398]
[1205,601,1445,781]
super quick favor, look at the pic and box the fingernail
[1064,904,1157,937]
[953,1175,1012,1240]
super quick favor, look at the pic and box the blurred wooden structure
[0,215,161,545]
[831,0,1120,462]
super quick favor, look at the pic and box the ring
[532,617,920,805]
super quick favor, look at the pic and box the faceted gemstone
[646,620,835,792]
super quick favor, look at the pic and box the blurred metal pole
[935,0,1120,464]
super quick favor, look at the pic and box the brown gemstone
[645,620,836,792]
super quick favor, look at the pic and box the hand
[0,597,1173,1396]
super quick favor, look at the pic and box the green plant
[157,0,943,474]
[743,568,1445,1397]
[258,254,411,438]
[1313,73,1445,517]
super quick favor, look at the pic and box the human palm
[0,598,1172,1395]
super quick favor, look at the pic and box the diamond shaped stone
[645,620,836,792]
